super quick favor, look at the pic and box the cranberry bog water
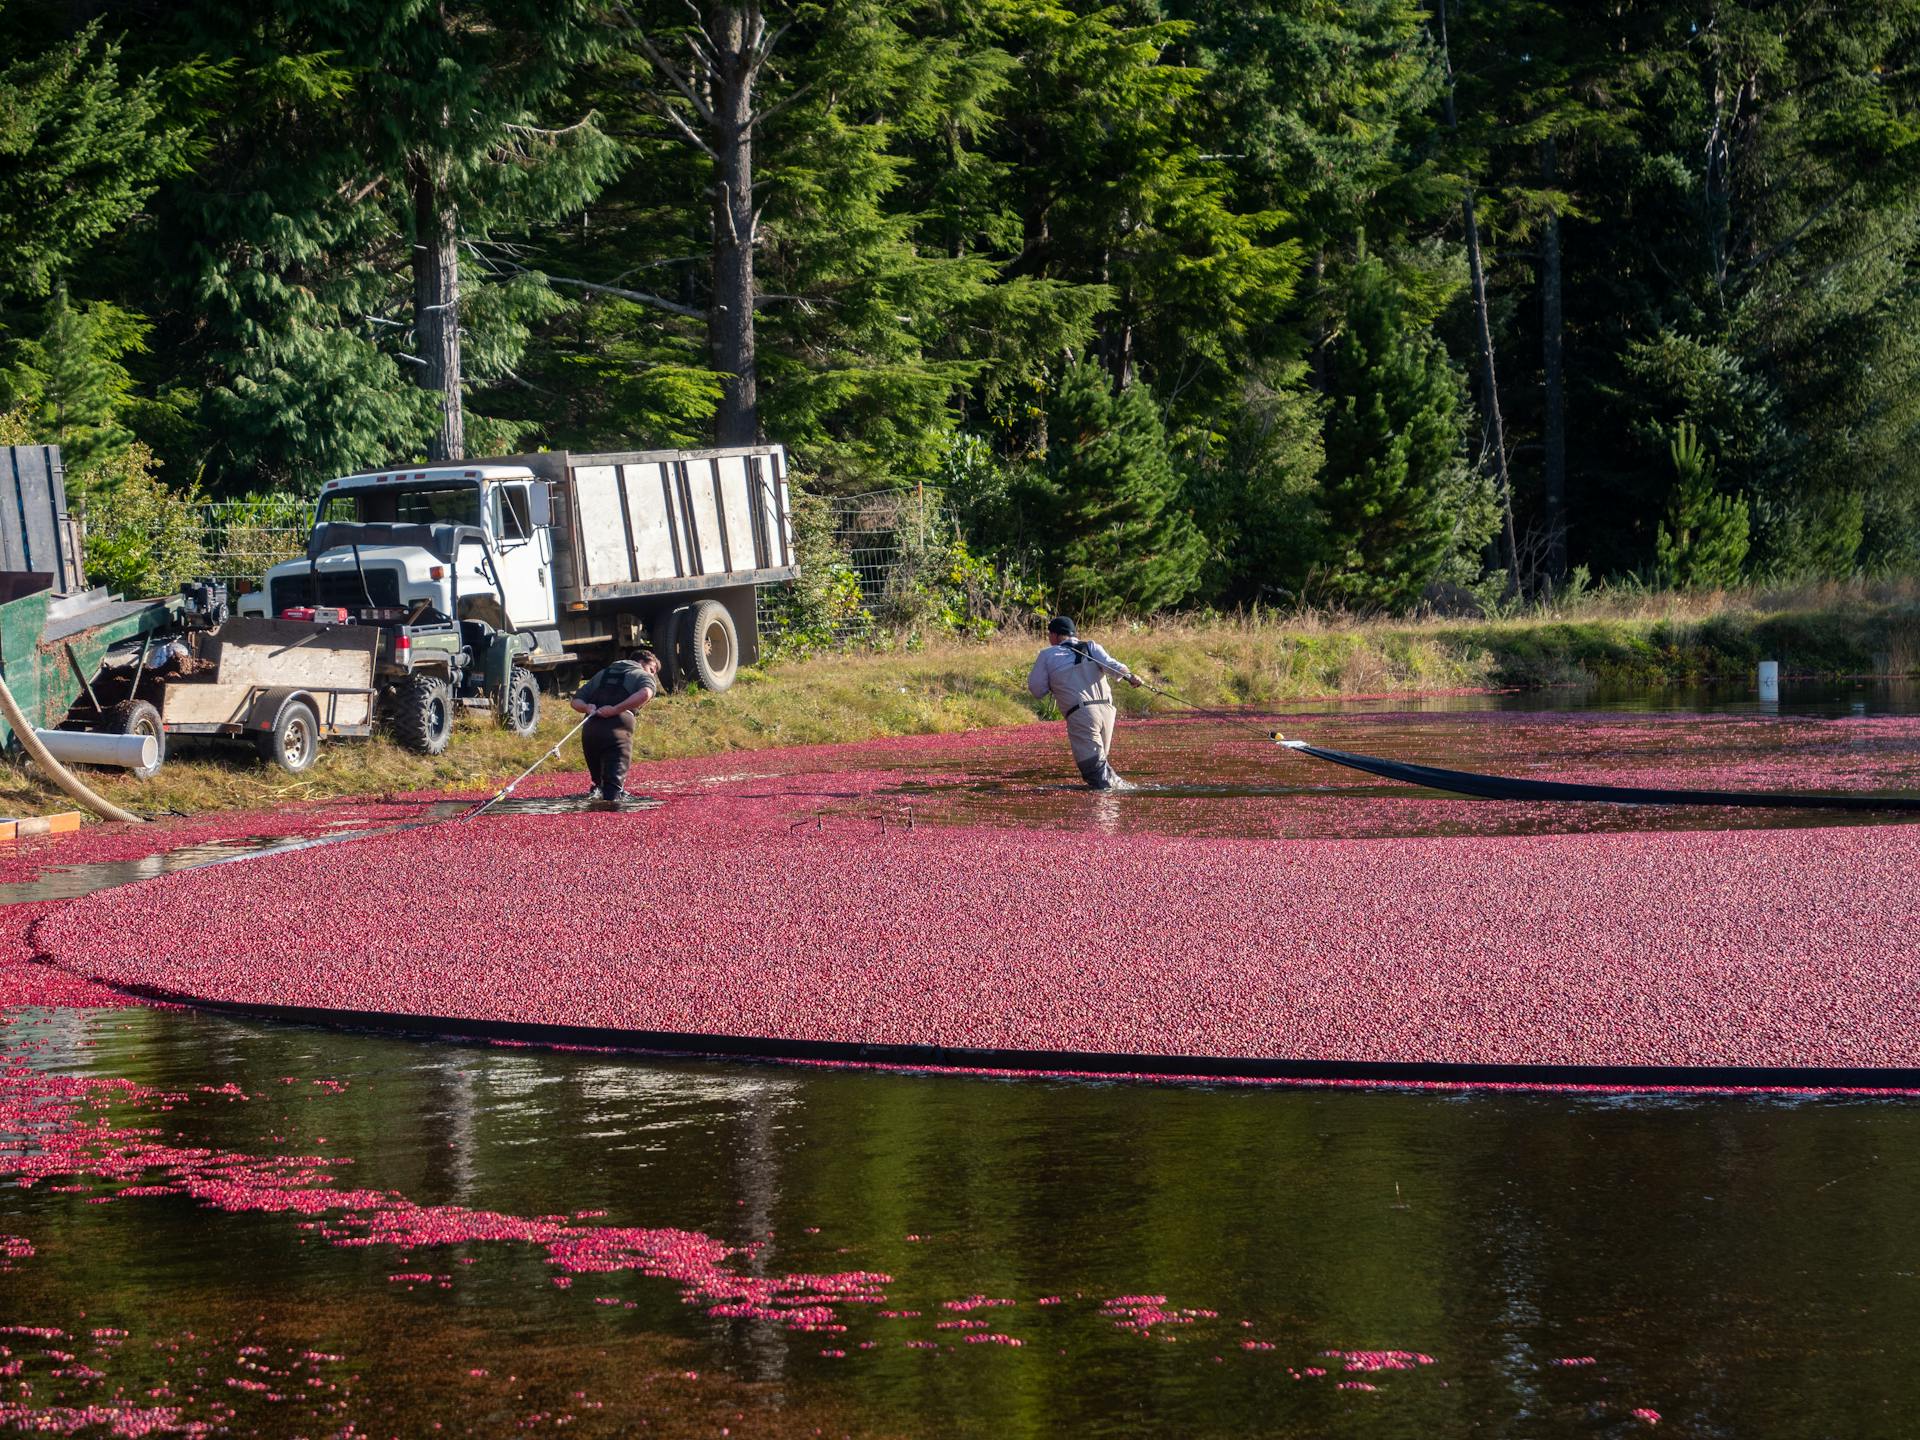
[3,682,1919,1437]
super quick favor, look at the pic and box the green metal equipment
[0,571,184,749]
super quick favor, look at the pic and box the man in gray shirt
[1027,616,1142,790]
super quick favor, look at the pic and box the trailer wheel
[690,600,738,692]
[103,699,165,780]
[392,674,454,755]
[498,667,540,737]
[254,699,319,774]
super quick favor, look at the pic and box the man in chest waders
[570,647,662,804]
[1027,616,1143,790]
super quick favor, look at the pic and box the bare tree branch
[540,271,707,320]
[752,79,815,132]
[755,292,838,311]
[657,100,721,160]
[620,10,720,130]
[679,0,720,59]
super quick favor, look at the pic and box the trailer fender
[244,686,327,736]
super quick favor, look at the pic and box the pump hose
[0,671,145,824]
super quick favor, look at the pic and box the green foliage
[11,0,1920,616]
[74,444,208,596]
[116,0,619,490]
[1183,361,1326,605]
[1036,360,1206,617]
[880,528,1048,641]
[1319,253,1489,609]
[1655,421,1750,590]
[0,10,180,302]
[991,1,1298,425]
[3,288,148,471]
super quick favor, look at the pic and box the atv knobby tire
[391,674,455,755]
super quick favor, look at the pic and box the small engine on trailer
[178,578,228,630]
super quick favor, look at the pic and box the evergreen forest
[5,0,1920,619]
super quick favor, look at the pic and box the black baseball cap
[1047,615,1076,636]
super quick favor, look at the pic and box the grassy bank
[5,579,1918,820]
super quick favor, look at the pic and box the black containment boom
[1278,738,1920,813]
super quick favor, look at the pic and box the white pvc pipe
[0,672,145,823]
[1758,659,1781,703]
[34,728,157,771]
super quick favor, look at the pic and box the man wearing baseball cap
[1026,615,1143,790]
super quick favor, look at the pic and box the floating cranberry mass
[27,716,1920,1077]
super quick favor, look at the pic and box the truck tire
[253,699,319,774]
[651,607,687,691]
[690,600,738,692]
[103,699,165,779]
[391,674,454,755]
[498,667,540,737]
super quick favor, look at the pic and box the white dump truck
[236,445,795,755]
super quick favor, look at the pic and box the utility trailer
[157,617,379,773]
[0,445,378,777]
[0,571,355,777]
[235,444,796,755]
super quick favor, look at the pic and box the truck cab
[238,464,559,641]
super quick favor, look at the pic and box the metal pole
[462,713,591,820]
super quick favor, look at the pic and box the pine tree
[0,10,178,303]
[1655,421,1748,589]
[1039,360,1206,616]
[1319,254,1489,610]
[1183,362,1325,606]
[995,1,1298,417]
[5,287,146,472]
[120,0,617,487]
[348,0,620,460]
[556,0,1064,484]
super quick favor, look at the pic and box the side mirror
[529,482,552,528]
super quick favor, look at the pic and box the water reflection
[5,1007,1918,1437]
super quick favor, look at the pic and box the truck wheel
[498,667,540,736]
[690,600,738,692]
[651,607,686,691]
[254,699,319,774]
[103,699,165,780]
[392,674,454,755]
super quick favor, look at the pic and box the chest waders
[581,665,649,801]
[1057,645,1120,789]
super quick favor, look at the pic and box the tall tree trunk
[1541,138,1567,585]
[1438,0,1519,592]
[1310,248,1328,395]
[708,4,759,448]
[412,161,464,462]
[1462,187,1520,589]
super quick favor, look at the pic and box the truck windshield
[318,483,482,526]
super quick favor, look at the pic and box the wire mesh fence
[754,485,957,648]
[832,485,938,598]
[200,498,310,591]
